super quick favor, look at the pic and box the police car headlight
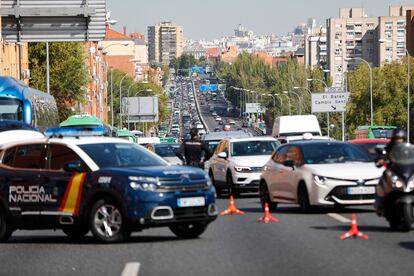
[129,176,160,192]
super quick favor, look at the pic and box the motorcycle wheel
[401,204,413,232]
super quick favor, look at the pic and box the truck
[272,115,329,143]
[354,125,397,139]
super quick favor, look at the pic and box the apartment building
[378,5,414,64]
[148,22,183,65]
[304,26,327,69]
[327,6,414,87]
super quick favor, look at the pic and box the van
[272,115,328,143]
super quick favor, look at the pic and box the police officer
[176,127,212,168]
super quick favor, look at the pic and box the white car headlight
[235,166,251,172]
[313,175,327,185]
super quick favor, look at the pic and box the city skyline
[107,0,414,40]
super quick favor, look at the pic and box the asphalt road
[1,197,414,276]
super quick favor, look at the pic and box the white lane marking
[121,262,141,276]
[327,213,351,223]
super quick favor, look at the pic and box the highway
[1,199,413,275]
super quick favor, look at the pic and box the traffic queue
[0,76,413,246]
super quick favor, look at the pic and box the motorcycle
[375,143,414,231]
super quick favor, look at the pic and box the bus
[354,125,397,139]
[0,76,59,131]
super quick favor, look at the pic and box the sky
[107,0,414,40]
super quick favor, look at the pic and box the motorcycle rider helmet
[391,128,407,142]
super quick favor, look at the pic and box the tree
[29,42,89,121]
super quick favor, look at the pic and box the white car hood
[306,162,383,180]
[230,155,271,167]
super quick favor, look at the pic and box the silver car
[260,141,383,212]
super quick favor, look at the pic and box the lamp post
[118,74,129,128]
[379,38,410,142]
[282,91,292,115]
[99,42,130,127]
[287,91,302,114]
[344,57,373,126]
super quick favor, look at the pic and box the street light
[287,91,302,114]
[344,56,373,126]
[379,38,410,142]
[282,91,292,115]
[118,74,129,128]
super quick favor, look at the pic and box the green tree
[29,42,89,121]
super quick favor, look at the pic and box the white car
[228,119,236,125]
[215,117,222,122]
[208,137,279,196]
[259,141,383,212]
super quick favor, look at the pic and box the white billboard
[122,96,159,123]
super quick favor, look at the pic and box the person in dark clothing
[375,128,407,168]
[175,127,212,168]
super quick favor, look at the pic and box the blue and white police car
[0,128,217,243]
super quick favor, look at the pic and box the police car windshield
[79,143,167,168]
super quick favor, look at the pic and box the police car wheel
[169,222,208,239]
[0,209,13,242]
[90,199,127,243]
[62,227,90,239]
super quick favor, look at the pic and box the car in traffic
[153,143,183,165]
[348,139,390,161]
[0,128,217,243]
[228,119,236,125]
[223,125,231,131]
[259,141,383,212]
[209,137,279,196]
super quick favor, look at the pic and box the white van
[272,115,329,143]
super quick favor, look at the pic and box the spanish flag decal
[59,172,87,216]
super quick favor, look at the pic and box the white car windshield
[231,141,278,156]
[301,143,371,164]
[79,143,167,168]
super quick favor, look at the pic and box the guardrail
[191,81,210,132]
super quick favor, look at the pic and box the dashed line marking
[327,213,351,223]
[121,262,141,276]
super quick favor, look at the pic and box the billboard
[245,103,265,113]
[122,96,159,123]
[0,0,107,42]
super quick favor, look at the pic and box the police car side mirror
[218,152,227,159]
[64,161,85,173]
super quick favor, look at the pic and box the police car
[0,128,217,243]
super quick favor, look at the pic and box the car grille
[326,186,376,201]
[250,167,263,172]
[173,207,208,220]
[158,176,209,192]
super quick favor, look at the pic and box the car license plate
[177,197,205,207]
[347,186,375,195]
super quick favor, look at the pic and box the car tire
[169,223,208,239]
[227,173,239,197]
[259,181,277,211]
[0,209,13,242]
[62,227,90,239]
[298,183,311,213]
[209,170,222,197]
[90,198,129,243]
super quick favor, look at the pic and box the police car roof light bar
[44,127,107,138]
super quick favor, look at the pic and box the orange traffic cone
[220,195,245,216]
[340,214,368,240]
[257,202,279,223]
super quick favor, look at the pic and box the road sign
[0,0,107,42]
[218,84,226,91]
[191,67,205,74]
[199,84,218,92]
[311,92,350,113]
[246,103,266,113]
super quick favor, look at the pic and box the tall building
[378,5,414,64]
[327,6,414,87]
[304,26,327,69]
[327,8,378,87]
[148,22,183,65]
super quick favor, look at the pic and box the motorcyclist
[375,128,407,168]
[175,127,212,168]
[375,128,407,216]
